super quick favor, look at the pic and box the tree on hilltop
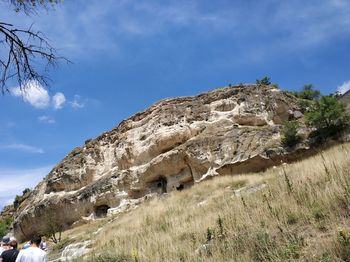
[305,95,349,140]
[298,84,321,100]
[256,76,271,86]
[0,0,68,94]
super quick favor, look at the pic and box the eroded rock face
[13,84,306,241]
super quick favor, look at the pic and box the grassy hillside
[62,142,350,261]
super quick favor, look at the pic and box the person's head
[30,235,42,247]
[1,236,10,247]
[9,240,18,250]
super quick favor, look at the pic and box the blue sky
[1,0,350,209]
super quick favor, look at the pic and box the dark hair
[30,235,42,246]
[9,240,18,249]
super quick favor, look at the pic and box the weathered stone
[12,84,308,241]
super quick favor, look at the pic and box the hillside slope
[12,84,308,241]
[52,142,350,261]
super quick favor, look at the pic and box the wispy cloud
[52,92,66,110]
[70,95,85,109]
[337,80,350,95]
[0,165,52,209]
[0,143,44,154]
[3,0,350,62]
[38,115,56,124]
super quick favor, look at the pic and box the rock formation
[12,84,307,241]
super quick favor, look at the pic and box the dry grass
[72,143,350,261]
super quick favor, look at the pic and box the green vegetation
[289,84,321,101]
[13,188,31,208]
[297,99,313,113]
[256,76,271,86]
[0,216,13,238]
[281,120,300,147]
[286,84,349,142]
[298,84,321,100]
[40,212,64,243]
[305,95,349,140]
[287,84,320,113]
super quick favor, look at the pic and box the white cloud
[70,95,85,109]
[0,165,52,209]
[337,80,350,95]
[52,92,66,110]
[12,80,50,109]
[0,143,44,154]
[11,81,68,110]
[38,115,56,124]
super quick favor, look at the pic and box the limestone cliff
[12,84,307,241]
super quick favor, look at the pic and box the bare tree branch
[0,22,70,94]
[0,0,69,94]
[9,0,60,14]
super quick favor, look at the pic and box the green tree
[256,76,271,86]
[22,188,31,195]
[282,120,300,147]
[39,212,65,243]
[0,216,13,238]
[298,84,321,100]
[305,95,349,140]
[0,0,67,93]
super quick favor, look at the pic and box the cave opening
[176,184,184,191]
[94,204,110,218]
[157,176,167,193]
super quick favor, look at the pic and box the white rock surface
[12,84,309,241]
[60,240,92,261]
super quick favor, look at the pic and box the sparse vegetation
[256,76,271,86]
[281,120,300,147]
[298,98,313,113]
[298,84,321,100]
[64,143,350,261]
[13,188,32,208]
[306,95,350,140]
[40,212,64,243]
[0,216,12,238]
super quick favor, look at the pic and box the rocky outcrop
[340,90,350,112]
[12,84,308,241]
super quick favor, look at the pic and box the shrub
[305,95,350,140]
[256,76,271,86]
[337,230,350,261]
[22,188,31,195]
[298,84,321,100]
[13,188,31,208]
[282,120,300,147]
[0,216,13,238]
[298,99,313,113]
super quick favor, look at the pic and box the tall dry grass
[75,143,350,261]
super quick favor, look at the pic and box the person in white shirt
[15,235,47,262]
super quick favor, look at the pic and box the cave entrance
[176,184,184,191]
[157,176,167,193]
[94,204,110,218]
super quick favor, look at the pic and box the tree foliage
[9,0,60,13]
[39,212,63,243]
[305,95,349,140]
[282,120,300,147]
[298,84,321,100]
[0,216,13,238]
[0,0,67,94]
[13,187,31,208]
[256,76,271,86]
